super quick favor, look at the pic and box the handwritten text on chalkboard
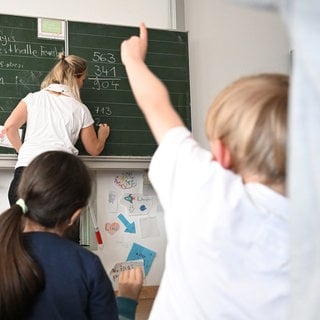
[0,14,65,154]
[88,51,120,91]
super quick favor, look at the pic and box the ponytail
[0,151,91,319]
[40,52,87,102]
[0,205,44,319]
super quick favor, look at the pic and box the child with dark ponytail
[0,151,142,320]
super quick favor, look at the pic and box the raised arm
[120,23,184,144]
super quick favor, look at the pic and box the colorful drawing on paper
[104,222,120,235]
[120,193,153,215]
[114,172,137,189]
[127,242,156,276]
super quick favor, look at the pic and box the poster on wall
[92,171,166,288]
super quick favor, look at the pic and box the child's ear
[210,139,231,169]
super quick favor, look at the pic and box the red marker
[89,207,104,249]
[94,226,103,247]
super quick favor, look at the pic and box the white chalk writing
[88,51,121,91]
[0,34,16,46]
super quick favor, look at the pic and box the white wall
[184,0,290,148]
[0,0,172,29]
[0,171,12,211]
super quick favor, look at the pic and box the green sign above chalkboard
[0,14,191,157]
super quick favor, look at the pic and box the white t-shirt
[148,127,288,320]
[16,84,94,168]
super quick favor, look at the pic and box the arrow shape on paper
[117,214,136,233]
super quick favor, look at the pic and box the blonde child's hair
[40,52,87,102]
[205,73,288,185]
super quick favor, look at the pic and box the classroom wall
[0,171,11,210]
[183,0,290,148]
[0,0,290,285]
[0,0,173,28]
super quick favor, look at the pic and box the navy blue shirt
[23,232,119,320]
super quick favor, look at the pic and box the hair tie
[16,198,28,215]
[58,52,66,62]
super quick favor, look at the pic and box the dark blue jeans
[8,166,25,206]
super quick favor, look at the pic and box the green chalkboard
[0,14,190,157]
[0,14,65,154]
[69,21,191,156]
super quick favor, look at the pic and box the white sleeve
[149,126,211,211]
[81,104,94,128]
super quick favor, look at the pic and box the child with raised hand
[121,23,289,319]
[0,151,142,320]
[4,53,110,206]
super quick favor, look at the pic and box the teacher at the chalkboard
[4,52,110,206]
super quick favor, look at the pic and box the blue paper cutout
[127,242,156,276]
